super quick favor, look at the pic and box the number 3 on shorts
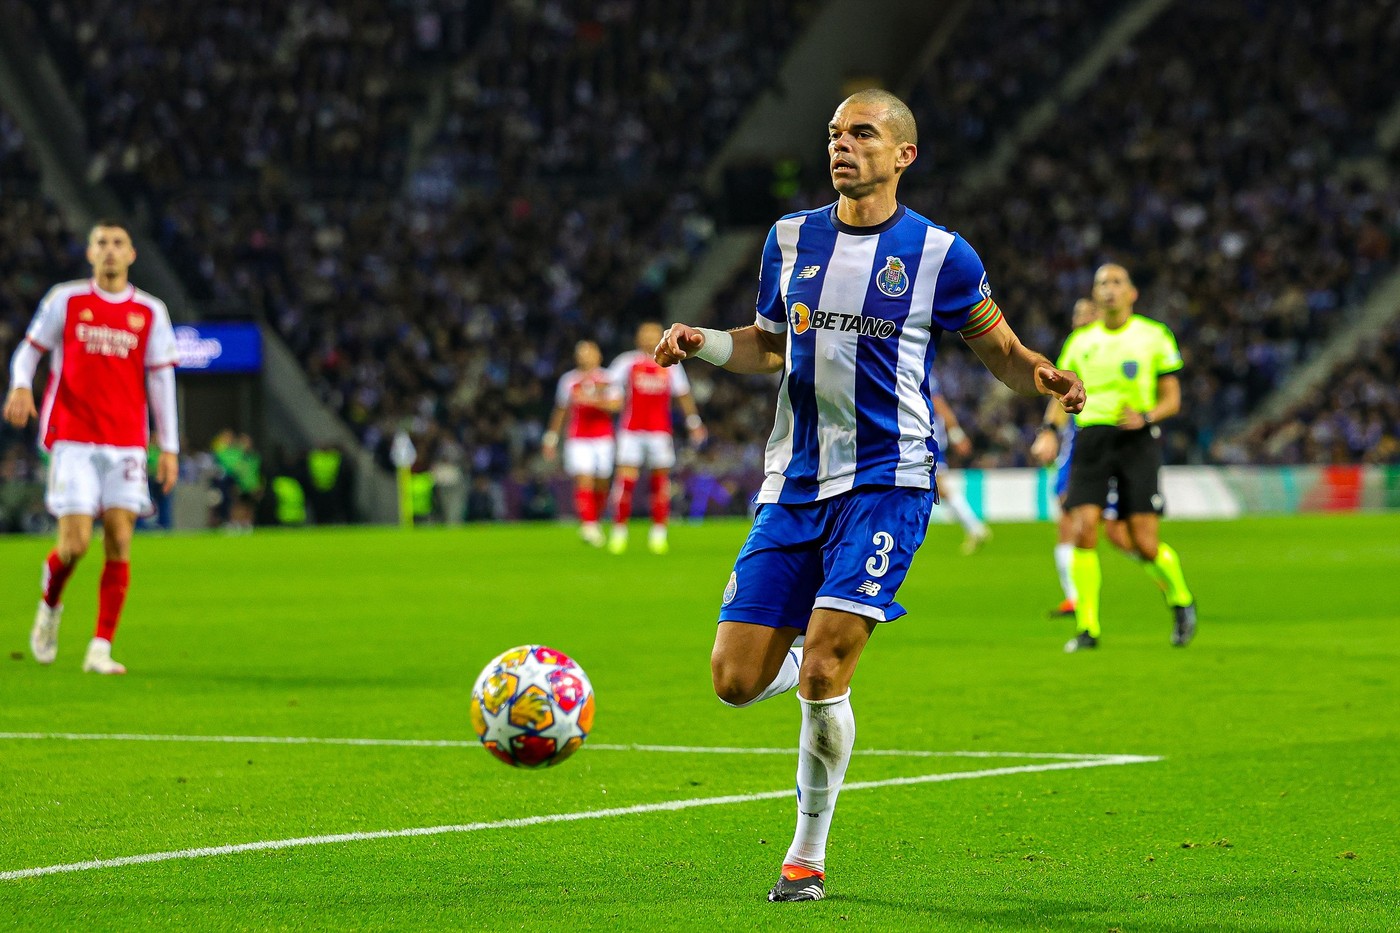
[866,531,895,577]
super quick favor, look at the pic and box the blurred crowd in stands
[3,0,1399,530]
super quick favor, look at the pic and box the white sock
[720,647,801,708]
[945,485,986,537]
[1054,543,1077,601]
[783,691,854,873]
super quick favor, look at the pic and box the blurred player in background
[542,340,621,547]
[929,375,990,554]
[1044,264,1196,653]
[3,221,179,674]
[605,321,706,555]
[654,90,1084,902]
[1032,297,1135,617]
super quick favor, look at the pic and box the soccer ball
[470,645,596,768]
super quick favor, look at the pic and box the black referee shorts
[1064,424,1164,516]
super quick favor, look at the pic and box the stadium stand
[909,0,1400,465]
[4,0,1397,528]
[0,105,84,528]
[26,0,814,487]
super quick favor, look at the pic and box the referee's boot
[1171,602,1197,647]
[1064,630,1098,653]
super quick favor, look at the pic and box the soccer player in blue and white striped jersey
[655,89,1085,902]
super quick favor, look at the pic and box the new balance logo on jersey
[796,265,821,279]
[856,580,882,597]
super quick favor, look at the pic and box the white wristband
[693,328,734,367]
[948,426,968,445]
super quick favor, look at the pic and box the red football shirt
[555,367,618,439]
[608,350,690,433]
[26,280,178,450]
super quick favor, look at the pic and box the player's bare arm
[1031,398,1071,464]
[965,318,1085,413]
[156,451,179,494]
[541,405,568,460]
[3,387,37,427]
[1117,374,1180,430]
[677,391,708,445]
[655,323,786,375]
[931,393,972,458]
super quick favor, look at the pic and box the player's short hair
[839,89,918,147]
[89,219,133,238]
[1097,262,1132,282]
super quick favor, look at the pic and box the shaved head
[837,89,918,146]
[1096,263,1134,287]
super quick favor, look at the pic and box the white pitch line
[0,754,1159,882]
[0,732,1129,761]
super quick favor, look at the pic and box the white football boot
[82,637,127,675]
[579,522,605,547]
[647,524,669,555]
[30,600,62,664]
[607,524,629,555]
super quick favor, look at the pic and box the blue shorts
[1054,436,1075,499]
[718,486,935,629]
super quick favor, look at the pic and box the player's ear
[896,142,917,172]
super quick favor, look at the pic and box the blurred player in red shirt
[542,340,621,546]
[3,221,180,674]
[605,321,706,554]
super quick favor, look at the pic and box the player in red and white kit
[605,321,706,554]
[3,221,180,674]
[542,340,621,546]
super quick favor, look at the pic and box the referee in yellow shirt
[1036,264,1197,652]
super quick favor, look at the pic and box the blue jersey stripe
[778,219,838,501]
[854,225,924,488]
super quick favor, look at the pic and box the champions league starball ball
[470,645,596,768]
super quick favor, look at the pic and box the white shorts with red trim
[563,436,614,478]
[615,430,676,470]
[46,441,151,517]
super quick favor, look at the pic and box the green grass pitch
[1,514,1397,931]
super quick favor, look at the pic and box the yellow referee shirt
[1057,315,1183,427]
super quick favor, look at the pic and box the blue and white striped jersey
[752,203,1002,504]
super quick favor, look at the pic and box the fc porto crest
[876,256,909,297]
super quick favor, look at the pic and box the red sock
[574,485,598,523]
[42,550,77,608]
[95,560,130,643]
[612,476,637,524]
[589,487,606,522]
[650,472,670,525]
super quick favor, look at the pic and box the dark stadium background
[2,0,1397,530]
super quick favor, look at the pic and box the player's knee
[797,653,847,700]
[61,534,91,561]
[711,657,762,707]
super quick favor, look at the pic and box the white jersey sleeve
[668,361,691,396]
[143,295,179,368]
[146,365,180,453]
[555,370,579,407]
[606,351,636,389]
[25,285,69,351]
